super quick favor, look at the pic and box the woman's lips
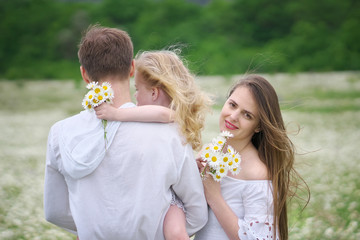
[225,120,238,130]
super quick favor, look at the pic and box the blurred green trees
[1,0,359,79]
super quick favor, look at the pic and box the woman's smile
[225,120,238,130]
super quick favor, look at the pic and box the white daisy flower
[210,172,222,182]
[207,151,221,168]
[105,89,114,102]
[216,164,228,178]
[93,85,102,94]
[82,99,93,111]
[96,92,106,104]
[101,82,111,91]
[86,81,98,89]
[220,153,231,165]
[220,131,233,138]
[91,98,100,107]
[201,147,212,161]
[210,144,221,152]
[212,136,226,146]
[227,145,235,154]
[85,90,95,101]
[232,152,241,165]
[230,166,241,175]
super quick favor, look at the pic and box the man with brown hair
[44,25,207,239]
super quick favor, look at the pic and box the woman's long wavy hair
[228,75,309,240]
[135,49,212,151]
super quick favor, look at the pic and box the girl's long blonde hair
[228,75,310,240]
[135,49,212,151]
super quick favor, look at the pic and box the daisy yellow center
[216,175,221,179]
[223,156,228,162]
[234,158,239,163]
[218,141,223,144]
[228,162,233,166]
[205,153,210,158]
[214,146,219,150]
[211,156,217,162]
[233,168,237,172]
[98,95,103,101]
[94,88,101,94]
[88,95,93,99]
[104,92,109,96]
[103,86,108,90]
[219,168,225,173]
[205,146,210,150]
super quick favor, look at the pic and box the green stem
[102,119,108,150]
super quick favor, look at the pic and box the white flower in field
[220,131,233,138]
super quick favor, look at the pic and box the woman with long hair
[195,74,309,240]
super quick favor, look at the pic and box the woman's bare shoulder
[236,150,269,180]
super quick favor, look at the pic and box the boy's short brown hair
[78,25,133,82]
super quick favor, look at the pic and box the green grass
[0,72,359,239]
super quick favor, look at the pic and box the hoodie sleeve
[44,124,77,234]
[172,144,208,236]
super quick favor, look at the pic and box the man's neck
[99,76,132,108]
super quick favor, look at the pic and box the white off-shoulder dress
[195,176,279,240]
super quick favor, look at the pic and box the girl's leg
[163,205,189,240]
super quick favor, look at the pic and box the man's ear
[80,66,90,84]
[129,59,135,77]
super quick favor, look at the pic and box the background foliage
[1,0,360,79]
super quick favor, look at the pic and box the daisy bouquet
[201,131,241,182]
[82,81,114,148]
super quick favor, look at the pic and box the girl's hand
[94,103,118,121]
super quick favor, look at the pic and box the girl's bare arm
[95,103,174,123]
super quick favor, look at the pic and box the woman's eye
[244,113,252,119]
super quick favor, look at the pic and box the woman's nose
[229,110,240,122]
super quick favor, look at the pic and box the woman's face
[134,71,153,106]
[219,86,260,143]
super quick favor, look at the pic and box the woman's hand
[201,167,222,206]
[94,103,118,121]
[196,156,206,172]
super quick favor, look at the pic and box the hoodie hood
[59,102,136,179]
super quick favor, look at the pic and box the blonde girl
[95,49,212,239]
